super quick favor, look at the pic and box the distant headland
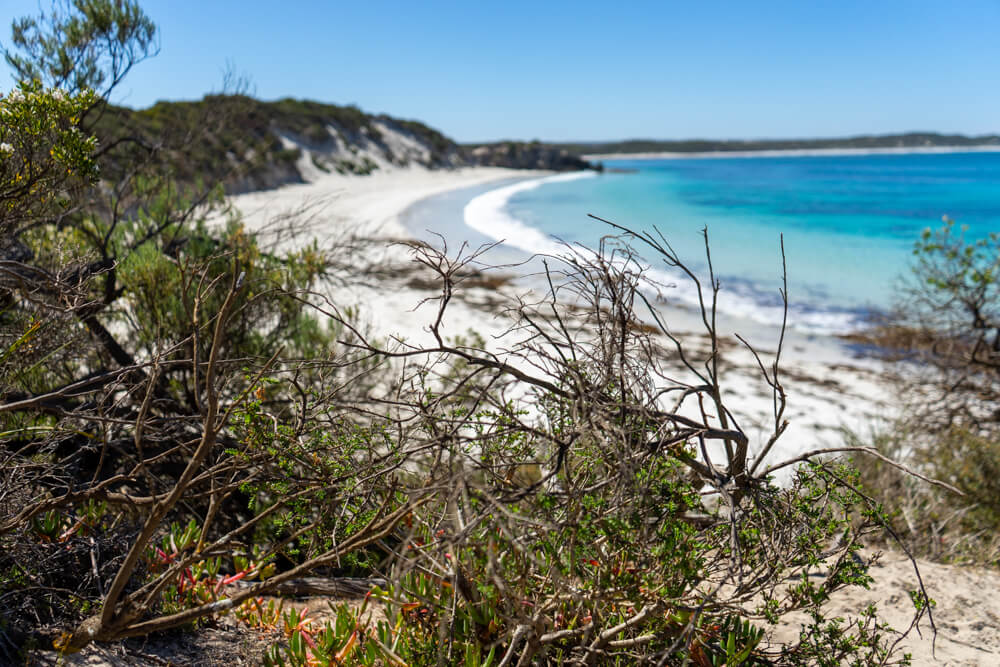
[557,132,1000,159]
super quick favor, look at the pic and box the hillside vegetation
[91,96,598,194]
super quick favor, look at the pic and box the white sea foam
[462,171,598,256]
[463,172,862,336]
[641,265,860,336]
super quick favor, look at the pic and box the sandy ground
[35,165,990,665]
[768,549,1000,665]
[229,165,546,242]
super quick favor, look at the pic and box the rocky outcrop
[467,141,602,172]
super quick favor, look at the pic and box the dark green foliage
[85,95,466,192]
[89,94,298,192]
[270,98,380,142]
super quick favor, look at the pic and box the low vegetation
[853,220,1000,566]
[86,93,461,193]
[6,1,997,665]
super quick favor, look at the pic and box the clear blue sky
[3,0,999,142]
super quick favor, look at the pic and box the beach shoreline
[228,165,550,243]
[227,164,894,471]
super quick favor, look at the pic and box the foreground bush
[854,219,1000,567]
[1,2,936,664]
[283,229,929,665]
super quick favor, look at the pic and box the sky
[2,0,1000,143]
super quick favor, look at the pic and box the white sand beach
[230,165,547,242]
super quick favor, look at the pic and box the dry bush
[853,424,1000,566]
[1,3,415,656]
[854,219,1000,567]
[292,225,938,667]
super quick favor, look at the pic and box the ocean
[403,151,1000,335]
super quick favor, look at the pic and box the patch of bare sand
[769,550,1000,665]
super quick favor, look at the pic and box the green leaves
[5,0,157,97]
[912,217,1000,301]
[0,80,98,233]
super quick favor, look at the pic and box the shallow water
[406,151,1000,335]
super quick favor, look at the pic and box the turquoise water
[400,151,1000,334]
[484,152,1000,333]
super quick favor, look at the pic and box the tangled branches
[320,225,933,666]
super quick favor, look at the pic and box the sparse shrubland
[854,220,1000,566]
[0,2,959,665]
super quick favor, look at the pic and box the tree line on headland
[556,132,1000,156]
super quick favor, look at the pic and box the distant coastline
[562,131,1000,161]
[584,144,1000,161]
